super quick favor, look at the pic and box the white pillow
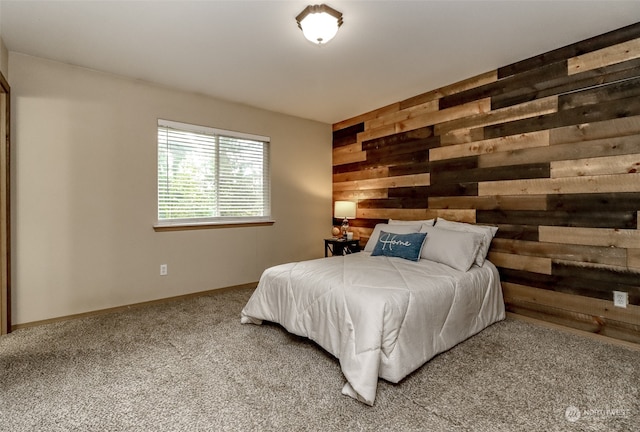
[388,219,435,226]
[419,225,483,271]
[364,223,422,252]
[435,218,498,266]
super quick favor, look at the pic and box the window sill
[153,220,275,232]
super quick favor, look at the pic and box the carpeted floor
[0,287,637,431]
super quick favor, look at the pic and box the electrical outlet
[613,291,627,308]
[160,264,168,276]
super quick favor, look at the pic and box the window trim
[155,119,272,231]
[159,119,270,144]
[153,220,275,232]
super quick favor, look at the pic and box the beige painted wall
[0,38,7,79]
[0,2,6,78]
[10,52,332,325]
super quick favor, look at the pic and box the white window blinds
[157,119,271,224]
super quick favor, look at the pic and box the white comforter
[240,252,505,405]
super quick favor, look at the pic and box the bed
[240,219,505,405]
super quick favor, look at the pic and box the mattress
[240,252,505,405]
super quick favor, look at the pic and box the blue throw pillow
[371,231,428,262]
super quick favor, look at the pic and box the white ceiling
[1,1,639,124]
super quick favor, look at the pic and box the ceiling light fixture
[296,4,343,45]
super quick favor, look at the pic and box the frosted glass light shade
[296,4,343,45]
[334,201,356,219]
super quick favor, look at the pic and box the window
[156,119,271,228]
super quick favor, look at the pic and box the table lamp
[334,201,356,239]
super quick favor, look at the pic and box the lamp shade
[334,201,356,219]
[296,4,343,45]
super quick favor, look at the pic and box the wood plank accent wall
[332,22,640,344]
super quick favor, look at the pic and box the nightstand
[324,238,360,257]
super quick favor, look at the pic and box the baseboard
[506,312,640,352]
[10,282,258,332]
[14,286,637,353]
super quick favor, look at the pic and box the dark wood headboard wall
[332,23,640,344]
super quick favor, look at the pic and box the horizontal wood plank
[333,167,389,183]
[362,126,434,151]
[546,192,640,212]
[435,96,559,136]
[507,312,640,349]
[478,209,637,229]
[493,224,540,242]
[332,142,365,165]
[430,130,549,162]
[552,261,640,304]
[334,173,431,191]
[488,251,552,274]
[568,37,640,75]
[539,226,640,248]
[550,153,640,178]
[558,76,640,111]
[333,142,361,157]
[333,104,398,132]
[628,249,640,270]
[425,182,479,197]
[362,149,430,170]
[332,151,367,166]
[332,122,364,147]
[332,151,430,175]
[357,208,476,223]
[356,124,397,144]
[439,128,486,146]
[389,183,479,201]
[549,114,640,145]
[399,70,497,110]
[342,218,386,230]
[396,98,491,133]
[503,282,640,326]
[493,57,640,110]
[333,189,388,201]
[357,197,428,210]
[478,133,640,168]
[429,155,477,173]
[498,22,640,78]
[490,238,627,267]
[506,305,640,344]
[388,161,432,177]
[441,62,566,110]
[428,195,547,211]
[483,95,640,139]
[499,265,637,305]
[478,173,640,196]
[432,163,550,185]
[365,100,439,130]
[365,138,437,161]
